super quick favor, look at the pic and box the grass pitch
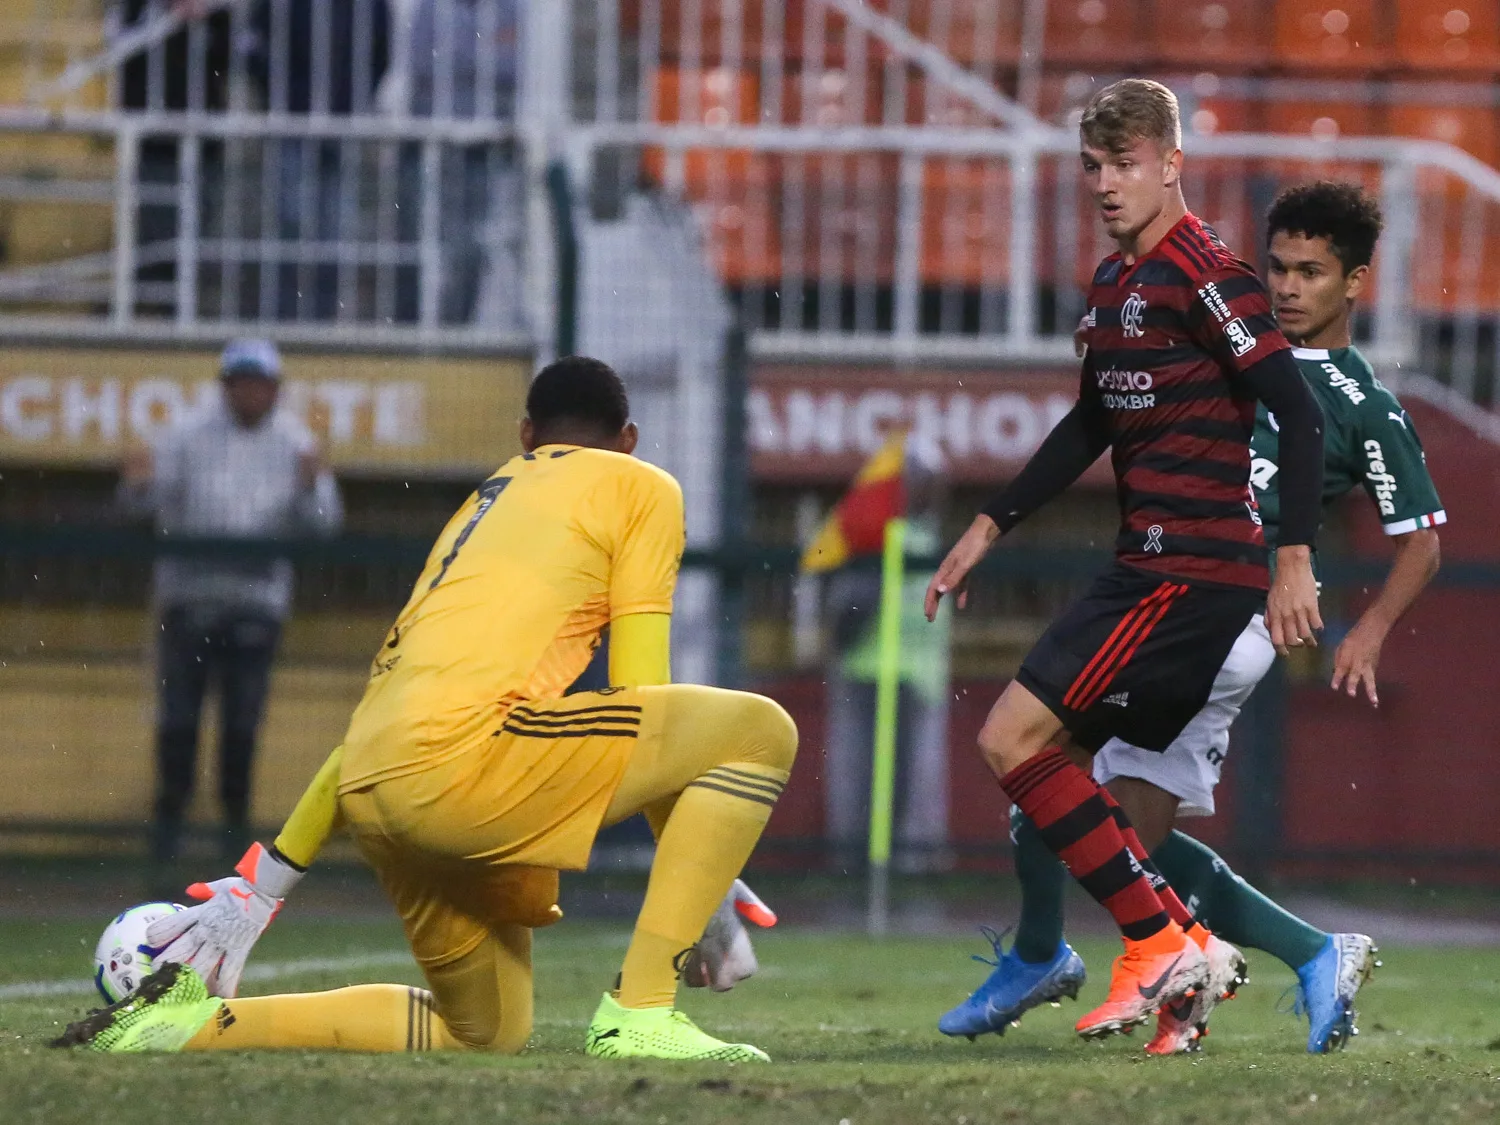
[3,913,1499,1125]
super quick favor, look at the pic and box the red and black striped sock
[1097,787,1204,939]
[999,747,1171,942]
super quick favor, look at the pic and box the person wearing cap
[120,339,343,869]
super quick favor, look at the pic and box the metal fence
[0,111,535,345]
[4,2,1500,401]
[580,122,1500,379]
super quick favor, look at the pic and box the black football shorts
[1016,561,1265,753]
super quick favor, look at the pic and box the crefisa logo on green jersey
[1323,363,1366,404]
[1364,439,1398,515]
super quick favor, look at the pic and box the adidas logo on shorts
[1100,691,1130,707]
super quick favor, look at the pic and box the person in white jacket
[120,338,342,866]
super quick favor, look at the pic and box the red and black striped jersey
[1079,212,1292,590]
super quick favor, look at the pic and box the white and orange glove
[144,842,304,998]
[680,880,777,992]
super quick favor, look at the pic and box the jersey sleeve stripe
[1168,231,1215,273]
[1381,510,1448,535]
[1159,240,1204,278]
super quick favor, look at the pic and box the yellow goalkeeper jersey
[338,445,684,792]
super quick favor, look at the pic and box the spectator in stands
[823,456,952,873]
[246,0,391,320]
[119,0,233,112]
[400,0,525,329]
[119,339,342,868]
[116,0,234,314]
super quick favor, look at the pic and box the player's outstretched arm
[1333,395,1445,705]
[144,747,344,996]
[928,395,1111,621]
[1332,527,1440,706]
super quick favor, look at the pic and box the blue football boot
[1290,933,1379,1053]
[939,927,1087,1040]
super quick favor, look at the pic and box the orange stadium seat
[920,160,1011,287]
[899,1,1023,67]
[1183,93,1258,137]
[1393,0,1500,71]
[1264,98,1382,141]
[1151,0,1274,70]
[1262,99,1385,186]
[634,0,807,67]
[903,75,1003,128]
[696,169,784,287]
[644,66,760,192]
[1390,101,1498,308]
[788,155,901,287]
[649,65,759,129]
[781,68,883,128]
[1273,1,1388,69]
[1045,0,1152,67]
[1389,102,1498,165]
[1407,178,1500,314]
[1036,72,1100,128]
[642,64,786,287]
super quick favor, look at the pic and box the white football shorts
[1091,613,1275,817]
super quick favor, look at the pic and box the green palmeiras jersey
[1251,345,1446,549]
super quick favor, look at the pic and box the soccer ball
[93,902,184,1003]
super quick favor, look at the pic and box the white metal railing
[0,106,536,347]
[560,0,1500,402]
[6,1,1500,403]
[563,120,1500,404]
[1,0,534,347]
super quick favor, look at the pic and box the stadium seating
[1393,1,1500,72]
[1044,0,1152,67]
[901,0,1022,67]
[1391,102,1500,312]
[696,160,784,286]
[1150,0,1275,71]
[1184,92,1258,136]
[644,65,760,194]
[1391,103,1498,165]
[1261,100,1386,201]
[920,160,1009,287]
[628,0,802,67]
[781,67,883,127]
[1273,1,1389,71]
[1263,97,1384,141]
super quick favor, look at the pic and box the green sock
[1152,830,1328,970]
[1010,806,1068,964]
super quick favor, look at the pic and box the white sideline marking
[0,951,413,1001]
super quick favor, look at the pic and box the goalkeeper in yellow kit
[56,357,796,1062]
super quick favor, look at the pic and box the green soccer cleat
[584,992,769,1062]
[51,962,224,1053]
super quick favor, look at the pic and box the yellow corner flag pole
[867,516,907,937]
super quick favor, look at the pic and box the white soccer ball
[93,902,184,1003]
